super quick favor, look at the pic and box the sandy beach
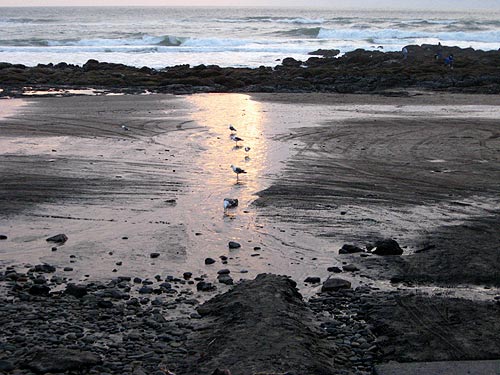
[0,92,499,374]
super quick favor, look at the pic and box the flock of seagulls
[225,123,251,213]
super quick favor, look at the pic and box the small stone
[0,235,7,240]
[196,281,216,292]
[150,253,160,258]
[253,246,261,250]
[97,300,114,308]
[217,274,233,285]
[183,272,192,280]
[46,233,68,243]
[122,236,128,240]
[321,278,351,292]
[33,264,56,273]
[327,266,343,273]
[304,276,321,283]
[133,277,142,283]
[205,258,216,265]
[63,267,73,272]
[116,261,122,266]
[139,286,154,294]
[343,264,359,272]
[65,284,88,298]
[228,241,241,249]
[339,244,364,254]
[51,247,57,251]
[217,269,230,275]
[29,284,51,296]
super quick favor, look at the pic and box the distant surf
[1,6,499,68]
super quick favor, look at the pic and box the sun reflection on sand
[186,93,267,208]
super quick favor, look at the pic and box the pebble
[204,258,216,265]
[150,253,160,259]
[228,241,241,249]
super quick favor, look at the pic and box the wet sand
[1,92,499,374]
[0,92,499,297]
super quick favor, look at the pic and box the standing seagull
[230,134,243,146]
[229,124,237,132]
[230,164,247,182]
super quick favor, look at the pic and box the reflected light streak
[186,93,267,209]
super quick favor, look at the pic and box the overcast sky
[0,0,499,10]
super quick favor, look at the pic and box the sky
[0,0,499,9]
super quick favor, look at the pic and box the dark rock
[196,281,216,292]
[339,244,364,254]
[343,264,359,272]
[372,238,404,255]
[46,233,68,243]
[327,266,343,273]
[65,283,88,298]
[0,235,7,240]
[217,274,234,285]
[63,267,73,271]
[97,300,114,308]
[308,49,340,57]
[183,272,193,280]
[24,349,101,373]
[217,269,230,275]
[33,264,56,273]
[205,257,216,265]
[228,241,241,249]
[304,276,321,283]
[139,286,154,294]
[321,278,352,292]
[28,284,51,296]
[150,252,160,258]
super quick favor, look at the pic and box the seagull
[121,125,129,131]
[229,124,237,132]
[223,198,239,210]
[230,134,243,146]
[230,164,247,181]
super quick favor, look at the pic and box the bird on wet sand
[230,164,247,182]
[230,134,243,146]
[121,125,129,131]
[223,198,239,211]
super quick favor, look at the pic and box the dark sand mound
[182,274,335,375]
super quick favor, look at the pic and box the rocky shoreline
[1,44,500,97]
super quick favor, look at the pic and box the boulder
[321,278,351,292]
[308,49,340,58]
[65,284,88,298]
[372,238,404,255]
[339,244,364,254]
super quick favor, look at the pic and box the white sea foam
[1,6,499,68]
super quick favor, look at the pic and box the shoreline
[0,91,499,374]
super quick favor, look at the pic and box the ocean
[1,6,500,69]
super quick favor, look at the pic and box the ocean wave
[213,17,323,25]
[0,35,186,47]
[0,17,59,24]
[317,28,500,43]
[273,27,321,38]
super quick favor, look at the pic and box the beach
[0,91,499,374]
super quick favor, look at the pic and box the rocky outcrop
[1,45,500,96]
